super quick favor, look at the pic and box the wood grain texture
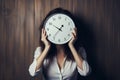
[0,0,120,80]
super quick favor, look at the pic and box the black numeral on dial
[65,17,67,21]
[53,18,56,21]
[49,22,52,25]
[68,22,70,25]
[47,28,49,31]
[58,16,61,19]
[70,28,72,31]
[68,34,70,36]
[64,38,66,41]
[58,39,61,42]
[53,37,55,40]
[48,34,51,36]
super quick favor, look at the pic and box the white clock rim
[44,13,75,44]
[48,35,73,45]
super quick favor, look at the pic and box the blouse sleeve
[77,47,91,76]
[28,47,42,76]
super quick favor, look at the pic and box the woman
[29,8,90,80]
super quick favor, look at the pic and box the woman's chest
[43,59,77,79]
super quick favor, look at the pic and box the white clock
[44,13,75,44]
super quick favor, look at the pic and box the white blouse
[29,47,90,80]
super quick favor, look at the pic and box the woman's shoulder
[78,46,87,60]
[78,46,86,52]
[34,46,42,53]
[33,46,42,58]
[35,46,41,50]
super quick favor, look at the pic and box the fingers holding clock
[72,27,77,37]
[72,28,77,41]
[68,27,77,45]
[42,28,47,38]
[41,28,51,47]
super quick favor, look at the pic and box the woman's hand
[41,28,51,47]
[68,28,77,46]
[68,28,84,70]
[35,28,51,71]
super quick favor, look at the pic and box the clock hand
[53,25,64,38]
[59,25,64,30]
[53,29,60,38]
[53,25,62,31]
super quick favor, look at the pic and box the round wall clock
[44,13,75,44]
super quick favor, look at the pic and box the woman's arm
[35,45,50,71]
[68,44,84,70]
[68,28,83,70]
[35,28,51,71]
[68,28,90,76]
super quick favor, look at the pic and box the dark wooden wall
[0,0,120,80]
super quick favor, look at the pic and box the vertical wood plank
[0,0,6,80]
[0,0,120,80]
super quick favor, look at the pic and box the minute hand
[59,25,64,30]
[53,25,62,31]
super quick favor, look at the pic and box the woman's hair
[39,8,79,61]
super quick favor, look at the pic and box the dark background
[0,0,120,80]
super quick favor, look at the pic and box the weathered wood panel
[0,0,120,80]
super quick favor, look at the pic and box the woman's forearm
[69,44,83,70]
[35,45,50,71]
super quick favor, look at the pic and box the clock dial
[44,13,75,44]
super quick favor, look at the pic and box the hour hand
[53,25,62,31]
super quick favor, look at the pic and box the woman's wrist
[44,42,51,48]
[68,43,75,50]
[45,44,51,49]
[68,43,74,47]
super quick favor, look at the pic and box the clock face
[44,13,75,44]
